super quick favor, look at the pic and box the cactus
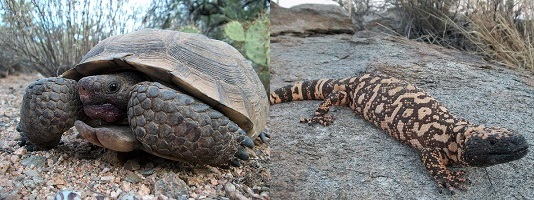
[224,16,269,67]
[224,21,246,42]
[244,18,269,67]
[179,25,201,34]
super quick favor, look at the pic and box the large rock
[269,30,534,199]
[271,3,355,36]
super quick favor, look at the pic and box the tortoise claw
[239,135,254,148]
[259,131,270,143]
[229,158,241,167]
[234,147,249,161]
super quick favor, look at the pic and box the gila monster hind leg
[421,148,468,193]
[301,90,348,126]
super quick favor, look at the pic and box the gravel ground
[0,74,270,199]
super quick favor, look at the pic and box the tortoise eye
[107,82,120,93]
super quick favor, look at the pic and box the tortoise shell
[61,29,268,138]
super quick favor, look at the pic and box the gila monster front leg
[301,90,349,126]
[421,148,468,193]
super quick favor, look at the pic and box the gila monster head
[461,126,529,167]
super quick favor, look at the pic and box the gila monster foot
[300,114,336,126]
[436,170,468,194]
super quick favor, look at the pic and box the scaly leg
[421,148,468,193]
[128,82,253,167]
[18,77,84,150]
[301,90,349,126]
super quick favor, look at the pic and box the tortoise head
[78,71,146,123]
[460,125,529,167]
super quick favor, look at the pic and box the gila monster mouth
[490,146,529,157]
[83,104,124,123]
[484,146,529,165]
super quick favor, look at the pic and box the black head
[462,126,529,167]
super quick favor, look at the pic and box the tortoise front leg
[18,77,84,150]
[127,82,253,167]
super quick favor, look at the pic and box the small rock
[138,168,154,176]
[110,190,121,198]
[225,183,236,193]
[138,184,150,195]
[117,192,137,200]
[125,171,142,183]
[101,167,110,174]
[24,170,39,177]
[13,147,26,155]
[124,159,140,171]
[100,175,114,181]
[21,155,47,168]
[225,183,247,200]
[55,190,82,200]
[121,182,132,192]
[47,176,66,186]
[153,173,188,198]
[9,155,19,163]
[0,161,10,174]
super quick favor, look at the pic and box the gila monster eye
[107,82,120,93]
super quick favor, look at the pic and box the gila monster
[269,73,529,192]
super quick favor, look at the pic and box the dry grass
[395,0,534,72]
[451,1,534,71]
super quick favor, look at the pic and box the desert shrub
[0,0,142,77]
[344,0,534,71]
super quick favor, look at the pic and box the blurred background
[0,0,270,91]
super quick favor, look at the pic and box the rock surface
[269,5,534,199]
[271,3,355,36]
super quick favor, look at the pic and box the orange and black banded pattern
[270,73,528,193]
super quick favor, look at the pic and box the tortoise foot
[18,77,84,149]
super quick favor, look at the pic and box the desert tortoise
[17,29,269,166]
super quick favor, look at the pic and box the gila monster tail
[270,78,353,105]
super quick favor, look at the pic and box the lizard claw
[300,114,336,126]
[436,169,469,194]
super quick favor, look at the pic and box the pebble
[121,182,132,192]
[0,161,10,174]
[54,190,82,200]
[21,156,47,168]
[124,159,140,171]
[125,171,142,183]
[9,155,19,163]
[138,184,150,195]
[138,168,154,176]
[24,170,39,177]
[101,175,115,181]
[153,173,188,197]
[47,176,66,186]
[13,147,26,155]
[225,183,247,200]
[117,192,137,200]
